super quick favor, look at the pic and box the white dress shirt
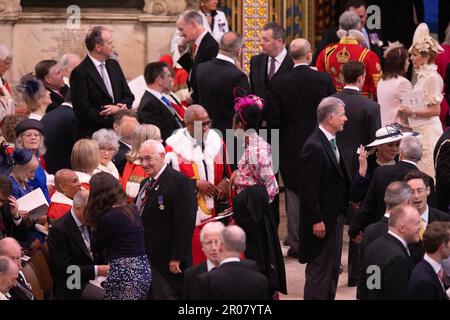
[267,48,287,76]
[388,230,410,256]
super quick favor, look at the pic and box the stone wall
[0,0,185,83]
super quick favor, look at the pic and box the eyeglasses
[411,188,428,195]
[99,147,116,154]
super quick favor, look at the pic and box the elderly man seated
[48,169,82,223]
[0,256,19,300]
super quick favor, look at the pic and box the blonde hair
[71,139,99,174]
[126,124,161,162]
[15,130,46,156]
[12,155,39,183]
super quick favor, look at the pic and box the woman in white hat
[399,23,444,178]
[350,124,414,203]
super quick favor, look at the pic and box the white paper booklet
[401,89,428,127]
[16,188,49,220]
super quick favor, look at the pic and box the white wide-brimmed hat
[366,124,416,148]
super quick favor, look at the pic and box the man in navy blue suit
[407,221,450,300]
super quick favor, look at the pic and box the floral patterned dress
[234,132,279,203]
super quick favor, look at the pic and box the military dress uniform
[316,37,382,98]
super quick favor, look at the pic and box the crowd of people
[0,0,450,300]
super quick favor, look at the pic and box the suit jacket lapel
[105,59,117,101]
[143,166,170,213]
[67,214,93,261]
[316,128,343,177]
[85,57,113,101]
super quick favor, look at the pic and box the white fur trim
[50,191,73,206]
[166,129,223,221]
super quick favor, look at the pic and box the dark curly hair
[84,172,139,228]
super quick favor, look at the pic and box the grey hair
[384,181,412,210]
[0,44,13,61]
[339,11,361,31]
[92,129,120,152]
[59,53,80,69]
[219,225,246,253]
[0,256,14,275]
[317,97,345,123]
[219,32,243,56]
[180,10,203,26]
[141,139,165,154]
[400,135,423,162]
[200,221,225,243]
[73,190,89,207]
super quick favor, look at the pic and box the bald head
[289,38,312,63]
[220,225,246,255]
[389,205,421,243]
[184,104,208,123]
[54,169,81,199]
[0,237,22,270]
[219,31,243,58]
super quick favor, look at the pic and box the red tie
[191,43,198,57]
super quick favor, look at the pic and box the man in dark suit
[334,61,381,174]
[176,10,219,92]
[182,221,224,299]
[434,128,450,212]
[332,60,380,285]
[70,26,134,138]
[0,237,33,300]
[407,221,450,300]
[359,205,421,300]
[35,59,69,113]
[193,31,250,139]
[137,140,197,300]
[0,177,29,242]
[137,62,183,142]
[350,135,435,238]
[47,190,109,300]
[190,225,270,300]
[42,89,77,174]
[360,181,413,256]
[268,38,335,258]
[405,171,450,264]
[249,22,294,116]
[298,97,350,300]
[112,109,139,176]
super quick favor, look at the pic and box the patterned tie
[99,62,114,101]
[419,218,426,240]
[161,96,183,128]
[268,57,276,80]
[79,225,92,256]
[330,138,340,163]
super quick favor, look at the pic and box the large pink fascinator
[233,87,265,113]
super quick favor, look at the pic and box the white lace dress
[411,63,444,178]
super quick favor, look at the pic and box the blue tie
[161,96,183,128]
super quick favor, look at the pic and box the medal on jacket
[158,195,165,211]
